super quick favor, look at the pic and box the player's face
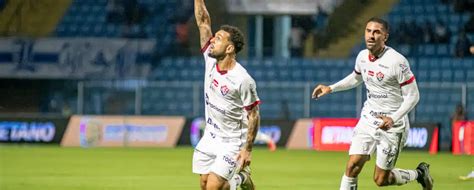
[365,22,388,52]
[208,30,233,59]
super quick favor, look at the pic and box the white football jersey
[200,40,260,140]
[355,46,415,130]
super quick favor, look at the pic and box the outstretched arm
[312,72,363,99]
[236,106,260,171]
[194,0,212,48]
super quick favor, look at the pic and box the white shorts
[349,116,409,170]
[192,131,245,180]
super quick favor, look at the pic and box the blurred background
[0,0,473,152]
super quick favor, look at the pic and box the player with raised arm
[192,0,259,190]
[312,17,433,190]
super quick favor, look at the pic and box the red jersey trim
[400,76,415,87]
[368,54,378,62]
[368,46,386,62]
[200,38,212,53]
[244,100,261,111]
[216,63,228,75]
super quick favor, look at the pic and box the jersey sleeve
[240,77,260,111]
[354,52,362,75]
[201,37,215,69]
[396,58,415,87]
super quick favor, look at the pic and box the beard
[208,51,224,59]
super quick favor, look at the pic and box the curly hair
[220,25,245,54]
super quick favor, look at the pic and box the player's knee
[206,181,221,190]
[200,178,208,190]
[200,180,207,190]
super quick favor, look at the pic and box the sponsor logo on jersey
[382,147,398,157]
[369,110,388,117]
[223,155,237,167]
[368,70,374,76]
[399,63,409,73]
[373,120,382,126]
[225,77,237,85]
[376,72,384,81]
[367,90,388,99]
[220,85,229,96]
[206,117,220,130]
[205,93,226,114]
[213,79,219,87]
[378,64,389,69]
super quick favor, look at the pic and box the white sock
[391,168,418,185]
[228,174,243,190]
[256,132,271,143]
[340,175,358,190]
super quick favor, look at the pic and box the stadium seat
[453,69,466,82]
[436,45,450,57]
[467,70,474,82]
[441,70,452,82]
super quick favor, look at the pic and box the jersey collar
[216,63,228,75]
[368,46,387,62]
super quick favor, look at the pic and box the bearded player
[192,0,260,190]
[312,17,433,190]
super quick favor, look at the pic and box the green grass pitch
[0,145,472,190]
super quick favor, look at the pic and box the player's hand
[235,149,252,172]
[312,84,332,99]
[377,116,394,130]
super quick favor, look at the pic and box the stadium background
[0,0,473,189]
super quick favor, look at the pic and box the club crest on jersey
[376,72,384,81]
[220,85,229,96]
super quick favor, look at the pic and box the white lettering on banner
[0,126,8,140]
[0,122,56,142]
[103,125,168,143]
[405,128,428,148]
[321,126,353,144]
[459,126,464,141]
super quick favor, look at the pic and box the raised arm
[194,0,213,48]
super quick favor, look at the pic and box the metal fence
[77,80,473,150]
[77,81,473,119]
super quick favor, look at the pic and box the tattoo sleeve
[194,0,212,48]
[245,106,260,151]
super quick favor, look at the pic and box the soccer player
[312,17,434,190]
[196,120,277,152]
[256,131,277,152]
[192,0,260,190]
[459,171,474,180]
